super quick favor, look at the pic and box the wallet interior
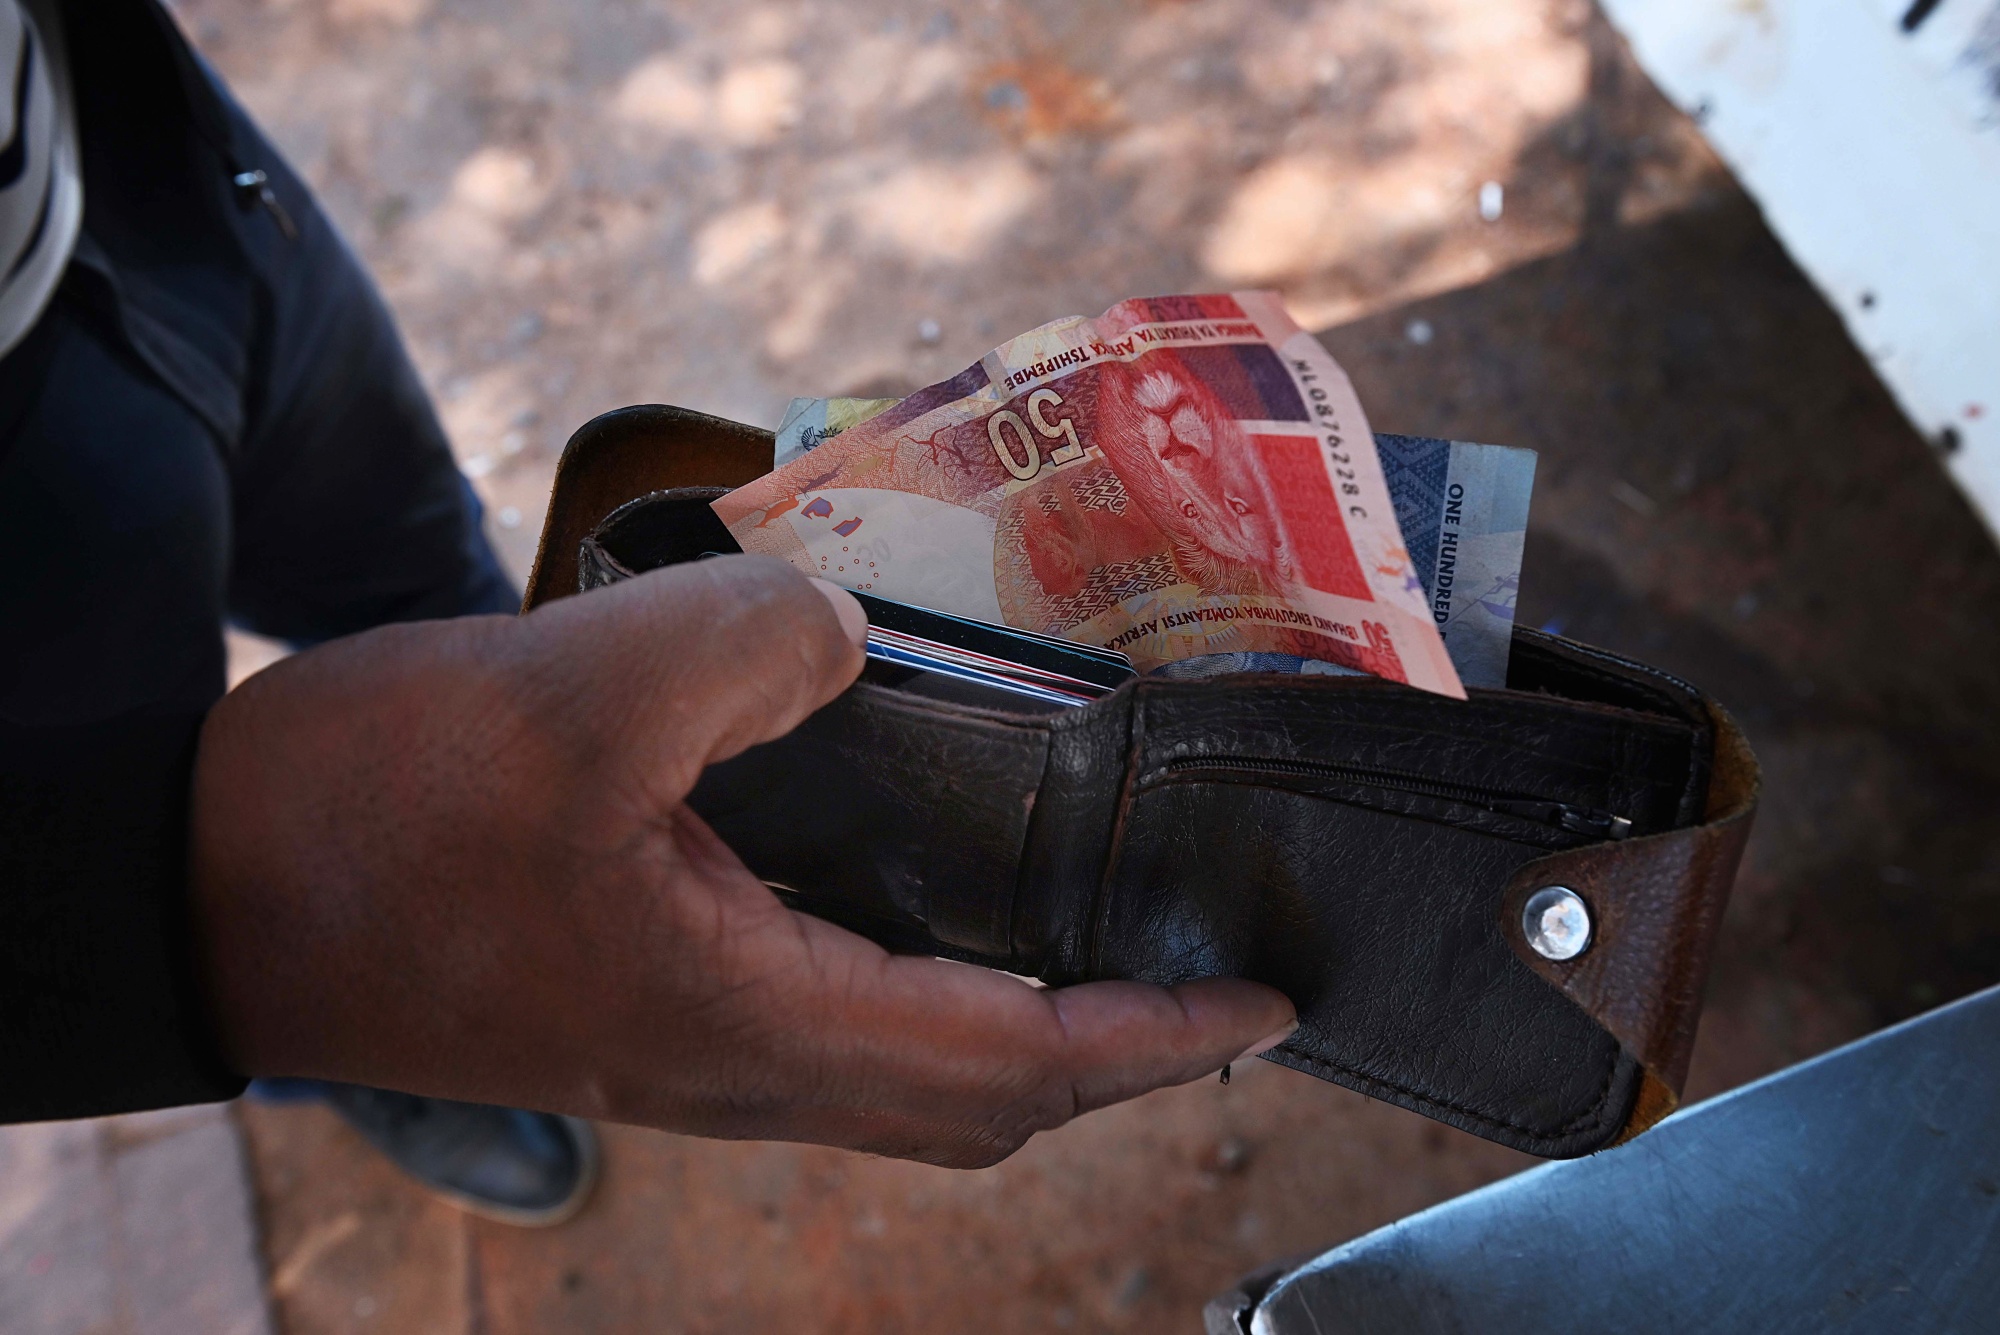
[582,486,1716,730]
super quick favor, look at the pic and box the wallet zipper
[1163,756,1635,841]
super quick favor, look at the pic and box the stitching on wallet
[1271,1035,1627,1144]
[1133,732,1651,814]
[1087,698,1151,978]
[1143,680,1689,752]
[1529,653,1707,750]
[1565,646,1701,701]
[1525,647,1711,826]
[1132,770,1581,851]
[1135,691,1691,824]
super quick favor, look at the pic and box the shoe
[246,1079,599,1227]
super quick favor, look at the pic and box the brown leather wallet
[525,405,1759,1159]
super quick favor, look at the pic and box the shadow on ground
[1324,195,2000,1099]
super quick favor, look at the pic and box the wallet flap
[1080,676,1707,1156]
[1499,701,1759,1139]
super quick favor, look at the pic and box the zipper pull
[1490,796,1633,840]
[1555,806,1634,841]
[232,169,300,241]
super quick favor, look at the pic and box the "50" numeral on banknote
[988,388,1084,481]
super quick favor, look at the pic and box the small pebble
[1112,1266,1152,1310]
[1207,1135,1252,1174]
[1610,479,1657,516]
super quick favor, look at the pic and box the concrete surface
[1599,0,2000,532]
[158,0,2000,1331]
[0,1105,273,1335]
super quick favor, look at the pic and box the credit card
[853,591,1136,707]
[694,552,1136,707]
[852,591,1136,692]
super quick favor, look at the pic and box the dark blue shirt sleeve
[0,711,247,1121]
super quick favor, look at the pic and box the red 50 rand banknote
[714,292,1465,699]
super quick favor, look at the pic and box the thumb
[522,553,867,788]
[1044,977,1298,1120]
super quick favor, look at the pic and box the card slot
[865,638,1102,707]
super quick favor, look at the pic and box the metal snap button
[1523,886,1592,961]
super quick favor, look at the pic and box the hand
[190,556,1295,1167]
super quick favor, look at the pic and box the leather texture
[1500,703,1759,1139]
[524,405,775,610]
[525,404,1761,1158]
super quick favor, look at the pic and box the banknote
[772,395,895,470]
[775,403,1534,690]
[1157,437,1533,687]
[718,292,1464,697]
[1379,433,1533,688]
[773,395,900,469]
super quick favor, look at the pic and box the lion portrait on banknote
[1005,354,1297,624]
[1097,356,1296,591]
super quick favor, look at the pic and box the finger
[828,954,1295,1166]
[1044,976,1298,1116]
[733,910,1296,1166]
[806,577,869,647]
[525,553,866,784]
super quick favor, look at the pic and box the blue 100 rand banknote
[1385,433,1536,687]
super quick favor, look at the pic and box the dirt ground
[176,0,2000,1331]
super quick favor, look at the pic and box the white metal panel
[1599,0,2000,536]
